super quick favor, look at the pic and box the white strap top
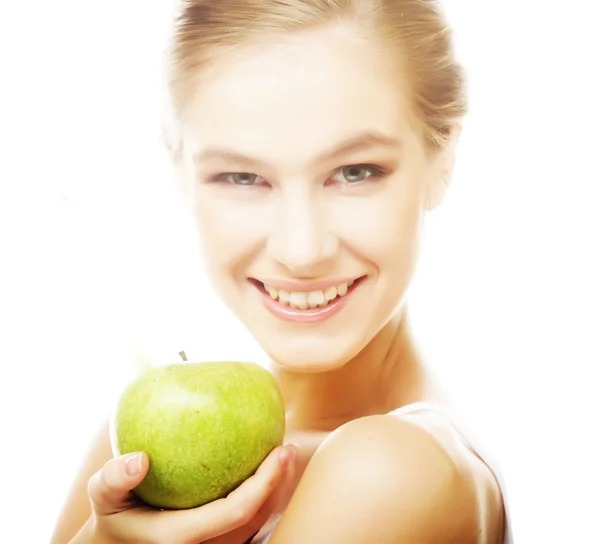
[255,402,514,543]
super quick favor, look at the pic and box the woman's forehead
[180,30,419,161]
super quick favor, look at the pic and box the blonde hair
[167,0,467,153]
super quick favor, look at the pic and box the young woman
[52,1,512,542]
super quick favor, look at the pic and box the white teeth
[324,286,338,301]
[263,279,358,310]
[307,290,325,309]
[289,292,308,310]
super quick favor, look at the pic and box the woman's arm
[268,415,504,544]
[50,421,113,544]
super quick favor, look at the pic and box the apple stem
[179,350,188,362]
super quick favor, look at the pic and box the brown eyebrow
[193,131,401,170]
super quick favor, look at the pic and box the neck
[269,307,432,432]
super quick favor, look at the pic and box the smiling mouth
[249,276,366,310]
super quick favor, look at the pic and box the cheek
[334,183,424,272]
[193,190,264,270]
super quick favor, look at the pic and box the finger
[206,461,295,544]
[88,452,149,516]
[166,444,296,543]
[269,443,299,515]
[177,449,298,544]
[222,453,299,543]
[205,499,273,544]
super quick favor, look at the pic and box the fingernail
[278,446,292,464]
[124,453,142,476]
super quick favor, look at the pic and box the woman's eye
[223,173,264,186]
[209,164,386,186]
[331,165,381,184]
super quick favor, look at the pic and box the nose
[266,189,337,277]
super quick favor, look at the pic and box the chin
[272,354,348,374]
[256,332,367,374]
[220,275,390,372]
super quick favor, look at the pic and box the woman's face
[177,27,450,372]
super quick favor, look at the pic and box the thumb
[88,452,149,516]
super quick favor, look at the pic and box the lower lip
[253,279,364,324]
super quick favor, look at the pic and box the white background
[1,1,599,542]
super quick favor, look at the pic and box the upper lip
[251,276,365,292]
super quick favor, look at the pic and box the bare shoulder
[269,413,504,544]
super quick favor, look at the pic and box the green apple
[110,361,286,509]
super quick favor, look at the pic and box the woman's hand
[84,444,298,544]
